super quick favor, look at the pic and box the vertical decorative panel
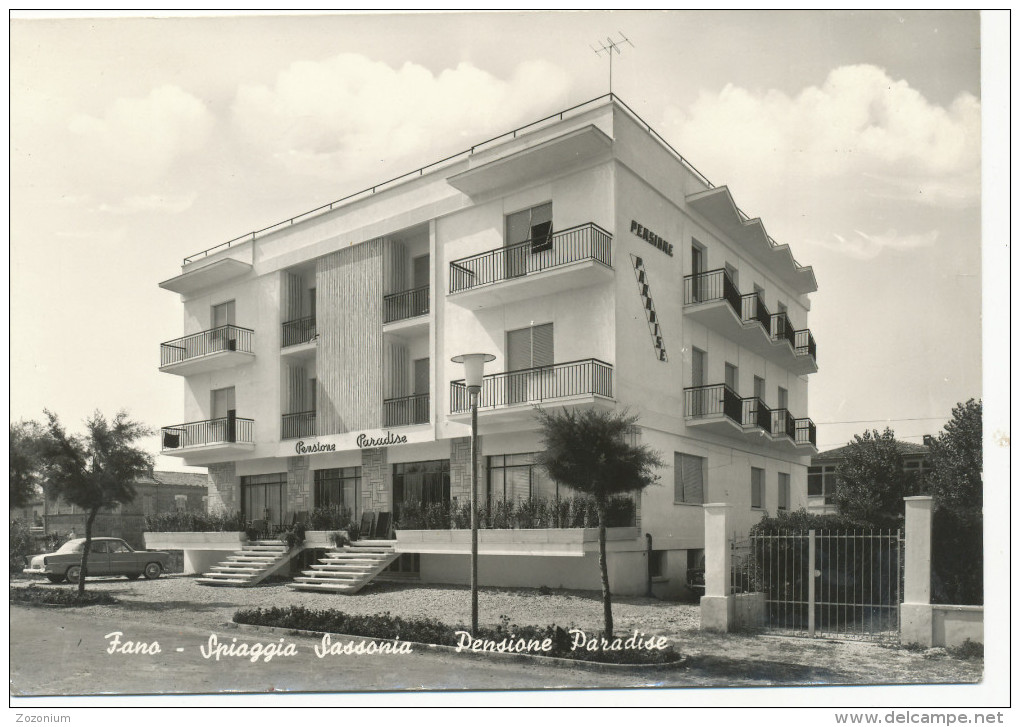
[283,272,303,320]
[383,238,407,295]
[316,241,384,434]
[385,342,409,399]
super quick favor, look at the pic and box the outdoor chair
[375,511,392,540]
[360,511,377,540]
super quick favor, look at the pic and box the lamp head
[451,352,495,393]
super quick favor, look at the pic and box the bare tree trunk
[597,499,613,639]
[79,507,98,595]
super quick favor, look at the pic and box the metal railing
[796,329,817,362]
[771,312,796,350]
[741,292,771,333]
[450,358,613,413]
[281,411,316,440]
[448,223,612,293]
[795,418,817,447]
[160,414,254,451]
[383,393,430,426]
[741,397,772,433]
[683,384,742,425]
[180,93,805,271]
[384,286,430,323]
[771,408,797,441]
[682,268,741,317]
[281,316,316,348]
[160,325,254,367]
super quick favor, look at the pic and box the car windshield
[55,539,85,554]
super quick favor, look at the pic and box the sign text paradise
[294,431,409,455]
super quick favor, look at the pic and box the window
[211,387,236,420]
[778,473,790,511]
[174,495,188,512]
[109,541,132,553]
[751,467,765,509]
[649,550,666,579]
[506,323,554,404]
[754,376,765,401]
[506,202,553,255]
[777,386,788,411]
[674,453,705,504]
[241,473,287,527]
[211,300,236,351]
[725,362,738,392]
[808,465,837,504]
[314,467,362,513]
[393,460,450,520]
[488,453,561,503]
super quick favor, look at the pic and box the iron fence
[281,411,316,440]
[741,292,771,333]
[160,325,254,367]
[450,358,613,413]
[683,268,741,317]
[281,316,316,348]
[384,286,430,323]
[771,312,796,349]
[161,415,254,451]
[796,329,817,362]
[384,394,430,426]
[684,384,742,424]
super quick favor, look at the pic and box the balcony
[684,385,814,451]
[383,286,430,334]
[683,269,818,374]
[159,325,254,376]
[447,223,613,310]
[281,315,317,358]
[769,409,817,452]
[281,411,316,440]
[383,394,430,427]
[161,415,255,460]
[450,358,614,423]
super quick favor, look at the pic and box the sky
[9,10,1003,472]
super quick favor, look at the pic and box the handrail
[683,268,741,317]
[383,393,430,427]
[281,410,316,440]
[160,416,254,450]
[281,315,317,348]
[178,93,804,270]
[683,383,742,425]
[450,358,613,413]
[160,325,254,367]
[383,285,430,323]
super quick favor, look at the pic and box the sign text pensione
[630,220,673,256]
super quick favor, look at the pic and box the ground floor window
[314,467,361,516]
[777,472,790,511]
[241,473,286,527]
[808,464,837,504]
[649,550,666,579]
[392,460,450,520]
[487,452,563,503]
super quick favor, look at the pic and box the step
[295,574,359,582]
[290,583,357,593]
[209,566,264,573]
[242,546,288,553]
[196,576,252,585]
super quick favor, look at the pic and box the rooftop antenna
[591,32,634,96]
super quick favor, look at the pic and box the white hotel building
[158,95,818,597]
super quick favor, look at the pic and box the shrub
[232,606,682,665]
[9,520,34,574]
[395,502,424,530]
[346,522,361,542]
[279,523,306,549]
[11,586,117,607]
[310,506,352,531]
[329,531,350,548]
[144,510,246,532]
[946,639,983,660]
[393,495,637,530]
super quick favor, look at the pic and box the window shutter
[675,453,704,504]
[532,323,554,367]
[506,327,531,371]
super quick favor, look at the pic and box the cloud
[809,228,939,260]
[230,54,573,179]
[68,85,215,186]
[98,193,197,215]
[663,65,980,206]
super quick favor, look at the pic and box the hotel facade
[158,95,818,597]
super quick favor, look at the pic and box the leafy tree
[833,428,911,527]
[10,420,47,509]
[42,410,153,593]
[534,408,663,639]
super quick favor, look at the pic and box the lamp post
[451,352,494,635]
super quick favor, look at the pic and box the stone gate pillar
[901,495,934,646]
[700,503,734,632]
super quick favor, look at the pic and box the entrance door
[690,348,706,416]
[505,203,552,278]
[211,387,235,443]
[691,244,705,302]
[211,300,236,352]
[413,357,430,424]
[412,255,430,316]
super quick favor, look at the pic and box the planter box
[143,531,246,551]
[394,527,640,556]
[304,530,337,547]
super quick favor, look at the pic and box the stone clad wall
[449,437,487,505]
[288,456,312,515]
[206,462,239,513]
[362,447,390,512]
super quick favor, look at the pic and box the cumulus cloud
[664,65,980,206]
[811,229,939,260]
[68,85,215,190]
[231,54,573,179]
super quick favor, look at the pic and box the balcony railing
[795,418,817,447]
[383,394,430,427]
[682,268,741,318]
[281,411,316,440]
[160,325,254,367]
[741,292,771,333]
[741,397,772,433]
[770,312,796,350]
[771,409,796,440]
[795,329,817,362]
[282,316,316,348]
[684,384,742,425]
[449,222,612,293]
[450,358,613,413]
[161,414,254,452]
[384,286,430,323]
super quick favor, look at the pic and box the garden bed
[233,606,683,665]
[10,586,117,607]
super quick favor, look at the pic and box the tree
[42,410,153,594]
[10,420,47,509]
[833,428,911,527]
[534,407,663,639]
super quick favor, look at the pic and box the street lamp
[451,352,494,635]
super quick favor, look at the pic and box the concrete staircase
[195,541,300,587]
[290,540,399,594]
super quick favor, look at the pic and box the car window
[91,541,109,554]
[108,541,133,553]
[55,540,84,554]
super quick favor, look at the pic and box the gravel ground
[10,575,700,638]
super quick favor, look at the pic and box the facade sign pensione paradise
[294,431,409,455]
[630,219,673,257]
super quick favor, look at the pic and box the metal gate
[738,529,904,642]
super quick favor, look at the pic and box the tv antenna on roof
[591,32,634,96]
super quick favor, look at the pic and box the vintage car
[23,537,170,583]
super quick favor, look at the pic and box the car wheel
[143,562,162,580]
[47,575,64,584]
[66,565,81,583]
[126,573,142,580]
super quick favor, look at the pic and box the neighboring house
[44,470,208,548]
[157,95,818,597]
[808,439,930,514]
[10,498,45,528]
